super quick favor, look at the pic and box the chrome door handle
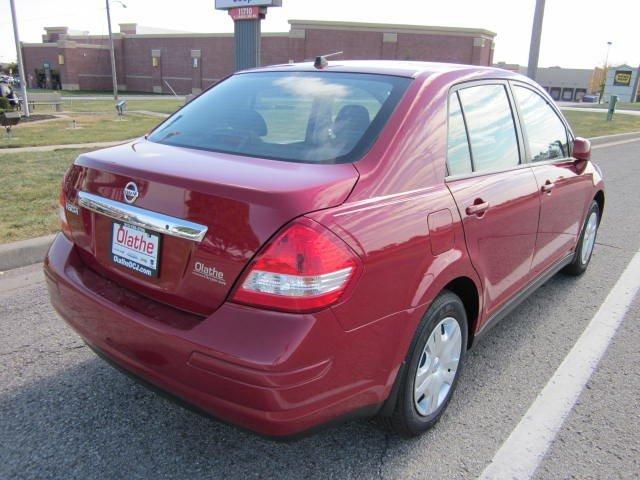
[541,181,555,193]
[466,201,490,216]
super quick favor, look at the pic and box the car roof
[240,60,526,81]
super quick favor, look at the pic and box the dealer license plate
[111,221,161,277]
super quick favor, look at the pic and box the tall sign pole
[599,42,612,104]
[106,0,119,100]
[527,0,546,81]
[9,0,29,117]
[232,7,264,71]
[215,1,282,72]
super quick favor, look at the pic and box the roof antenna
[314,51,343,69]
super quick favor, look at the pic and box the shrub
[0,97,11,111]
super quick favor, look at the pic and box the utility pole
[106,0,119,101]
[599,42,612,104]
[527,0,546,81]
[9,0,29,117]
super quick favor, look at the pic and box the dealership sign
[215,0,281,9]
[613,70,632,87]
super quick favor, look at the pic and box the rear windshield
[148,71,411,164]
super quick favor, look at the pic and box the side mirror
[572,137,591,162]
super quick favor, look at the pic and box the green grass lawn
[563,110,640,138]
[0,149,87,243]
[0,113,162,148]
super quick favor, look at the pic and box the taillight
[59,188,73,239]
[231,219,361,313]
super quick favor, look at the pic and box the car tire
[380,290,468,436]
[563,200,600,277]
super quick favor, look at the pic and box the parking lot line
[479,250,640,480]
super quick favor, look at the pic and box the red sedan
[45,60,604,438]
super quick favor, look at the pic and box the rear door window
[457,84,520,173]
[513,85,569,162]
[148,72,410,164]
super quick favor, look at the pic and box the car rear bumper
[44,234,410,437]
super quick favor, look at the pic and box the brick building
[22,20,496,94]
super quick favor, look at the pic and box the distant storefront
[493,63,599,102]
[602,65,640,103]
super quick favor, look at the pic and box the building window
[192,57,199,69]
[58,54,65,65]
[152,57,160,68]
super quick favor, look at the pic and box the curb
[588,131,640,144]
[0,234,56,272]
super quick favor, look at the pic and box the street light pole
[599,42,612,104]
[9,0,29,117]
[106,0,119,101]
[604,41,612,71]
[527,0,546,81]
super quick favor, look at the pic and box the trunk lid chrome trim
[77,191,208,242]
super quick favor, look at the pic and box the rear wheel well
[594,190,605,219]
[444,277,479,349]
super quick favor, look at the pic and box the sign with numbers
[215,0,281,9]
[229,6,261,20]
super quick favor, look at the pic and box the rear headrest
[333,105,371,149]
[335,104,370,127]
[227,109,267,137]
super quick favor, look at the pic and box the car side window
[458,84,520,173]
[513,85,569,162]
[447,92,473,176]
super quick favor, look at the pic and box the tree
[1,62,18,75]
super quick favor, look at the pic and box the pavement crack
[377,432,391,479]
[1,343,86,358]
[595,241,623,250]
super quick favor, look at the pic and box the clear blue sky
[1,0,638,69]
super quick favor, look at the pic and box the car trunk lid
[63,139,359,316]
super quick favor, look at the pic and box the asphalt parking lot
[1,138,639,480]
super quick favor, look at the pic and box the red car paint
[45,61,605,437]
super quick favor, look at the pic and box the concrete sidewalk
[560,106,640,116]
[61,95,184,101]
[132,110,170,118]
[0,138,137,154]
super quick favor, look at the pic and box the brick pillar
[471,37,486,66]
[381,33,397,60]
[288,29,305,62]
[151,49,162,93]
[115,37,127,92]
[56,44,71,90]
[191,49,202,94]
